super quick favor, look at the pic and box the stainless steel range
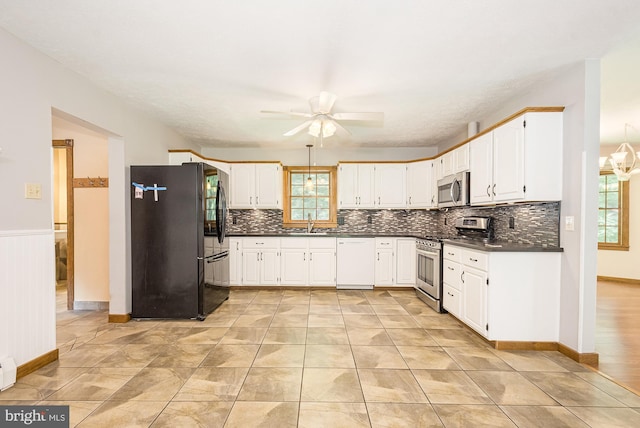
[415,237,444,313]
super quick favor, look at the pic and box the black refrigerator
[130,162,229,320]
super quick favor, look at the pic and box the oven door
[416,248,441,301]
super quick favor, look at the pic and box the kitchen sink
[288,232,329,236]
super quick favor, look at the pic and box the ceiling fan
[261,91,384,139]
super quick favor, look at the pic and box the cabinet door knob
[492,184,496,196]
[486,185,491,197]
[461,271,465,283]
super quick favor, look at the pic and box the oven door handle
[417,249,439,258]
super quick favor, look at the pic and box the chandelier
[599,124,640,181]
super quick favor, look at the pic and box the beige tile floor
[2,287,640,427]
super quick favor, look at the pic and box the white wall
[0,27,198,366]
[597,144,640,280]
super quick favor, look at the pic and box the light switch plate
[565,216,575,231]
[25,183,42,199]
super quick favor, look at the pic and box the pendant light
[306,144,314,189]
[599,123,640,181]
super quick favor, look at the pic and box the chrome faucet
[307,213,314,233]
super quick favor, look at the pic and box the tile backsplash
[226,201,560,247]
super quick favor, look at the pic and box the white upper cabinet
[469,132,494,204]
[374,164,407,208]
[441,144,469,177]
[440,151,454,177]
[229,163,282,209]
[338,163,375,208]
[407,160,433,208]
[339,163,407,209]
[469,111,562,205]
[454,144,470,172]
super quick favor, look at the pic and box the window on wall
[283,166,337,228]
[598,172,629,250]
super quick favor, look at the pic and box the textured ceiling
[1,0,640,148]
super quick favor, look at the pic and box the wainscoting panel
[0,230,57,366]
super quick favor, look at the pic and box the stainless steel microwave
[437,172,470,208]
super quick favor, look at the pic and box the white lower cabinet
[228,238,242,285]
[374,238,395,285]
[444,244,561,342]
[278,237,336,286]
[461,265,487,336]
[308,242,337,286]
[242,238,280,286]
[396,238,416,285]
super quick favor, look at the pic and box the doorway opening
[52,139,74,310]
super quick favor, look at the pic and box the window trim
[282,165,338,228]
[598,171,629,251]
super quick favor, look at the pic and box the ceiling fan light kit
[261,91,384,140]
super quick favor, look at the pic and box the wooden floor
[595,279,640,393]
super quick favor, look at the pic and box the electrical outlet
[232,215,237,225]
[25,183,42,199]
[367,215,372,224]
[508,217,515,229]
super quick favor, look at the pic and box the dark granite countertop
[442,238,563,253]
[226,232,424,238]
[222,233,563,252]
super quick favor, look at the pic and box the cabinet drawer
[243,237,280,249]
[280,237,308,249]
[461,249,488,271]
[443,260,462,290]
[310,237,337,249]
[443,245,462,262]
[443,284,461,318]
[375,238,395,248]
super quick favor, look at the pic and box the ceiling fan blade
[332,119,352,136]
[318,91,337,114]
[260,110,312,119]
[283,120,313,137]
[331,112,385,122]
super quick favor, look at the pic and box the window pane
[304,186,316,196]
[598,192,606,208]
[598,210,606,227]
[291,174,304,185]
[304,210,316,220]
[606,191,619,209]
[291,197,303,209]
[599,176,607,192]
[291,209,304,220]
[317,173,330,185]
[317,197,330,208]
[317,209,329,220]
[206,210,215,221]
[304,198,316,209]
[606,210,618,227]
[291,185,304,196]
[316,185,330,196]
[606,177,619,192]
[598,227,606,243]
[606,226,619,243]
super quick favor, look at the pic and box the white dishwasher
[336,238,375,289]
